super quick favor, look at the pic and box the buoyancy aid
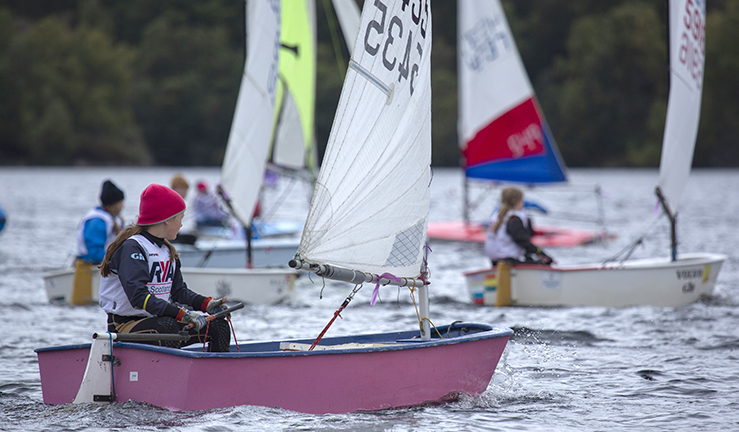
[99,234,176,317]
[484,209,529,262]
[76,207,122,259]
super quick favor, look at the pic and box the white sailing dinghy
[43,0,296,306]
[177,0,318,270]
[465,0,726,308]
[36,0,512,414]
[178,0,362,269]
[177,0,306,302]
[428,0,610,249]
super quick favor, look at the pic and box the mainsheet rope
[200,312,240,353]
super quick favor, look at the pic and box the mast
[655,186,677,261]
[294,0,433,340]
[656,0,706,262]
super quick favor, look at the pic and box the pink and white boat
[36,323,511,414]
[36,0,513,414]
[427,220,610,248]
[436,0,611,244]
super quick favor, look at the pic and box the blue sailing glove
[205,297,227,315]
[181,310,208,331]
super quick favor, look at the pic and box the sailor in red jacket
[99,184,230,352]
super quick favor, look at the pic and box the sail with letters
[657,0,707,260]
[427,0,606,248]
[295,0,432,278]
[458,0,566,184]
[657,0,705,219]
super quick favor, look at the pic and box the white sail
[658,0,706,211]
[331,0,361,55]
[458,0,566,183]
[458,0,530,153]
[298,0,433,277]
[220,0,281,224]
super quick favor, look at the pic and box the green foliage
[431,35,459,167]
[0,9,150,164]
[132,13,241,165]
[698,0,739,166]
[1,1,738,167]
[542,2,667,167]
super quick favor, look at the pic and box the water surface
[0,167,737,431]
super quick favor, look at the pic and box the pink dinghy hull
[36,323,511,414]
[427,220,611,248]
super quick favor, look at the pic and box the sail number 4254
[363,0,429,95]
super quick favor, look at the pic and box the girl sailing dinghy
[42,0,298,305]
[36,0,512,414]
[428,0,611,248]
[465,0,726,308]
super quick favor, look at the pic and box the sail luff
[297,0,433,278]
[657,0,706,212]
[458,0,567,184]
[220,0,281,225]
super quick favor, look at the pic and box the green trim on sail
[273,0,316,172]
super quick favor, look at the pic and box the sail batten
[298,0,433,278]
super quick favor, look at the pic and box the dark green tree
[133,12,242,165]
[541,2,668,167]
[698,0,739,166]
[0,10,150,164]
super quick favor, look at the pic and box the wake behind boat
[464,0,726,308]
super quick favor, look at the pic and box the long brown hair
[492,187,524,233]
[100,224,179,277]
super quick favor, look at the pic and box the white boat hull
[43,267,296,305]
[180,267,296,304]
[177,237,299,269]
[465,253,726,308]
[43,267,101,304]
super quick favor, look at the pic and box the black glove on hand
[537,250,554,265]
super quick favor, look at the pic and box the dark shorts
[107,313,231,352]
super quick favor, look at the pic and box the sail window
[384,220,425,267]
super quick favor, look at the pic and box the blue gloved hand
[181,310,208,331]
[205,297,227,314]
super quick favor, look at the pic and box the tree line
[1,0,737,167]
